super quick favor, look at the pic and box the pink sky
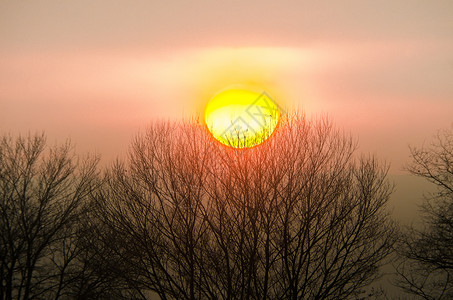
[1,0,453,174]
[1,4,452,297]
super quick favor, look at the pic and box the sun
[204,86,280,148]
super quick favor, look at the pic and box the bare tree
[395,129,453,299]
[0,133,101,299]
[92,114,396,299]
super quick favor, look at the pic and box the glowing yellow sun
[204,86,280,148]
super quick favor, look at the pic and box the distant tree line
[1,114,450,299]
[395,129,453,300]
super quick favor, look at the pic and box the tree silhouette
[395,129,453,299]
[92,114,396,299]
[0,133,101,299]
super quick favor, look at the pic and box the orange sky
[1,0,453,174]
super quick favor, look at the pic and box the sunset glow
[204,86,280,148]
[2,1,453,299]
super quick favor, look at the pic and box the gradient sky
[1,0,452,175]
[1,2,452,296]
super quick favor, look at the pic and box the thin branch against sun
[203,85,282,149]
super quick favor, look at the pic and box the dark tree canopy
[0,134,103,299]
[91,115,396,299]
[395,129,453,300]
